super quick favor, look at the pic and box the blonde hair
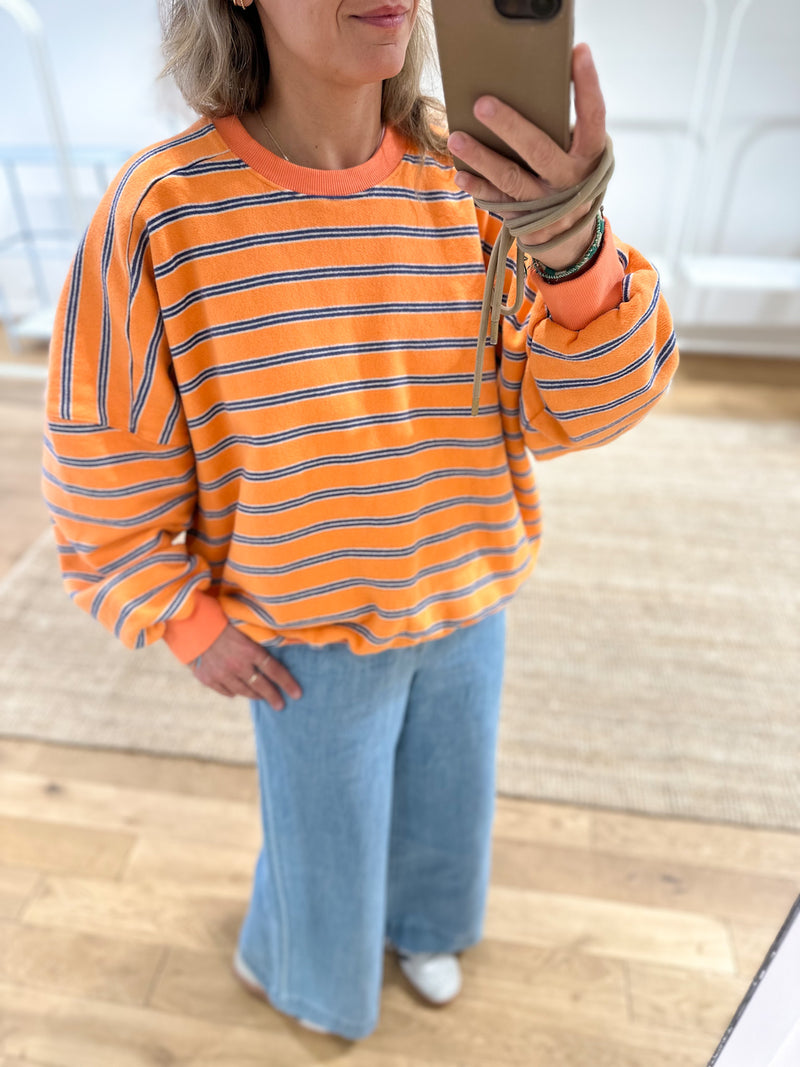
[158,0,450,158]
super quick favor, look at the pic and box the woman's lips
[354,7,408,28]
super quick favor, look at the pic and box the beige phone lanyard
[470,135,615,416]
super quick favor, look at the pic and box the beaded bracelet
[528,209,605,283]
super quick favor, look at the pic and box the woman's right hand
[191,623,303,711]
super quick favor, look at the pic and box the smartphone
[431,0,575,174]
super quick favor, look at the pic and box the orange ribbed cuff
[162,591,229,664]
[532,221,625,332]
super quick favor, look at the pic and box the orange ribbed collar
[212,114,407,195]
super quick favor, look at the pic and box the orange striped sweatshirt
[42,117,678,663]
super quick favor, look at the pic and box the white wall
[0,0,190,148]
[2,0,799,351]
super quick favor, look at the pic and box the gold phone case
[431,0,575,174]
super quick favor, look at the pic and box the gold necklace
[255,107,385,166]
[255,108,292,161]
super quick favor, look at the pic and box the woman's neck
[242,70,384,171]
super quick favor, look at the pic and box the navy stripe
[199,464,510,520]
[97,552,191,620]
[113,559,196,637]
[535,345,654,392]
[94,124,217,423]
[42,465,194,501]
[540,342,665,422]
[60,233,87,418]
[97,202,116,423]
[258,588,527,650]
[401,152,454,172]
[181,336,473,392]
[333,185,469,204]
[47,491,196,529]
[93,532,164,576]
[116,131,232,308]
[193,403,498,462]
[198,434,503,491]
[170,300,482,360]
[161,261,485,319]
[147,576,211,631]
[144,190,303,236]
[194,490,517,547]
[570,380,673,444]
[162,158,247,178]
[154,225,479,279]
[45,422,114,435]
[141,182,471,243]
[187,372,484,429]
[234,554,531,640]
[151,573,208,627]
[500,343,527,366]
[43,435,191,466]
[160,391,183,446]
[526,417,636,457]
[130,315,166,433]
[145,184,469,238]
[62,570,101,583]
[226,516,522,577]
[527,273,661,363]
[524,379,673,450]
[223,536,528,606]
[91,549,189,619]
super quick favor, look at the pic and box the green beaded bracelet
[530,210,605,282]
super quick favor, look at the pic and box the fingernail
[453,172,467,188]
[448,132,465,152]
[475,97,496,119]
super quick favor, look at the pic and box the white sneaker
[297,1018,330,1033]
[396,949,463,1006]
[232,948,332,1034]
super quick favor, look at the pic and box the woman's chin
[347,44,409,85]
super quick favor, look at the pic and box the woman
[42,0,677,1042]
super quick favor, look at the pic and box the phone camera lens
[494,0,562,19]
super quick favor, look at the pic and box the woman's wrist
[528,211,606,282]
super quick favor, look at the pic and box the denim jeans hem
[385,918,480,956]
[237,947,378,1041]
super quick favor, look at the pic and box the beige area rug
[1,411,798,830]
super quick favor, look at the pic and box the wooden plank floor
[1,343,799,1065]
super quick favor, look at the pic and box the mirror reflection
[0,0,797,1061]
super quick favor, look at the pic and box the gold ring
[248,670,259,686]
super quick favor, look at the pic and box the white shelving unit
[576,0,800,357]
[665,0,800,355]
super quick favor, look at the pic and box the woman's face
[255,0,420,91]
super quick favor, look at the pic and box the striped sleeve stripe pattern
[518,245,678,459]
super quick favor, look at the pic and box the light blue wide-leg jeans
[236,607,507,1041]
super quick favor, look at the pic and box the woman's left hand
[447,42,608,272]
